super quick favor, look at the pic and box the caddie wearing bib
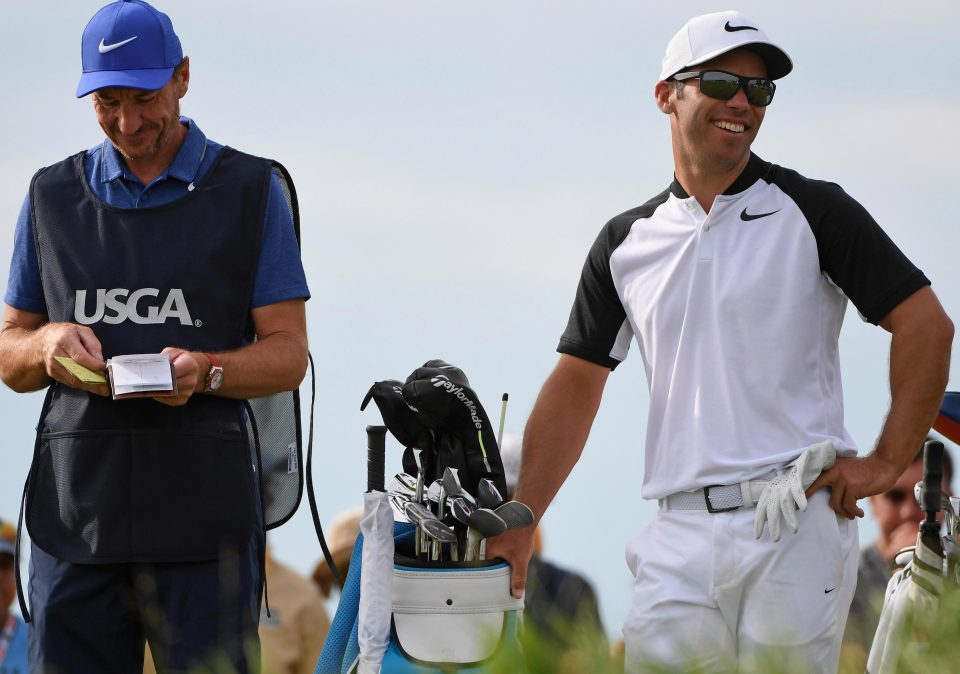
[0,2,310,672]
[487,10,954,673]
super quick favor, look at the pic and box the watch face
[208,368,224,391]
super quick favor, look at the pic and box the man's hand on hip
[806,453,903,520]
[484,526,535,600]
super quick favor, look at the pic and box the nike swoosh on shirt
[724,22,758,32]
[740,208,780,221]
[99,36,138,53]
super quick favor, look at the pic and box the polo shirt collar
[98,117,207,186]
[668,153,772,199]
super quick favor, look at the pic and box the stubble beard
[111,100,181,162]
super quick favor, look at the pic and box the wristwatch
[203,353,224,393]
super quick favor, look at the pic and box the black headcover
[360,380,434,479]
[361,360,507,497]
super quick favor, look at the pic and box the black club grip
[922,440,944,517]
[366,425,387,493]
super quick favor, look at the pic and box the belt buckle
[704,485,739,513]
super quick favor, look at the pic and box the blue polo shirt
[4,117,309,314]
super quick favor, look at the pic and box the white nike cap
[659,10,792,82]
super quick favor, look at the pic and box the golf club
[476,478,504,509]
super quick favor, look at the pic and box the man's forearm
[514,355,609,522]
[873,305,953,480]
[195,331,307,399]
[0,305,107,395]
[0,322,52,392]
[189,298,308,399]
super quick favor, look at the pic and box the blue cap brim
[76,67,174,98]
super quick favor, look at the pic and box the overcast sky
[2,0,959,638]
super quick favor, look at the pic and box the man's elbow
[280,340,309,391]
[289,351,309,390]
[927,309,955,356]
[0,369,48,394]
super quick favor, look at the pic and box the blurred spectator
[499,433,607,669]
[259,544,330,674]
[0,518,27,674]
[841,440,954,666]
[312,508,363,599]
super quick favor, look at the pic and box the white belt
[660,479,771,513]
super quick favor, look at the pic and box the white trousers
[623,491,858,673]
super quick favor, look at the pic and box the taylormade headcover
[401,360,508,498]
[754,440,836,542]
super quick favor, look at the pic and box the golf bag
[315,523,525,674]
[317,363,525,673]
[867,431,960,673]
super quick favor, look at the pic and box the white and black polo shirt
[560,153,929,499]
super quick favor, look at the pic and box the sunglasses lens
[699,72,740,101]
[697,71,775,107]
[745,81,775,107]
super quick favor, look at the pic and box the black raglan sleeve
[557,200,662,369]
[773,168,929,324]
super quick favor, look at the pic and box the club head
[439,467,479,508]
[390,473,417,495]
[426,480,443,504]
[495,501,535,530]
[477,478,504,509]
[390,492,414,522]
[404,500,434,522]
[387,483,413,502]
[450,496,474,526]
[469,508,507,538]
[464,509,507,561]
[442,467,462,496]
[420,518,458,544]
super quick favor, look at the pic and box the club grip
[366,425,387,492]
[922,440,944,516]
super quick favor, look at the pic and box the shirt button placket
[698,219,714,261]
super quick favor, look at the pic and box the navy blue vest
[26,148,269,563]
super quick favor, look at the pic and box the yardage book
[106,353,177,399]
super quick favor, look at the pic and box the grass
[485,580,960,673]
[145,571,960,673]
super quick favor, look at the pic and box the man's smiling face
[666,49,768,174]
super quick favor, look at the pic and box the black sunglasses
[672,70,776,107]
[882,488,909,505]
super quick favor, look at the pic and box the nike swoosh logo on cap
[740,208,780,221]
[724,22,758,32]
[98,36,138,53]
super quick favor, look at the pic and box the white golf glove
[754,440,836,542]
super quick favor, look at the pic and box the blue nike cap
[77,0,183,98]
